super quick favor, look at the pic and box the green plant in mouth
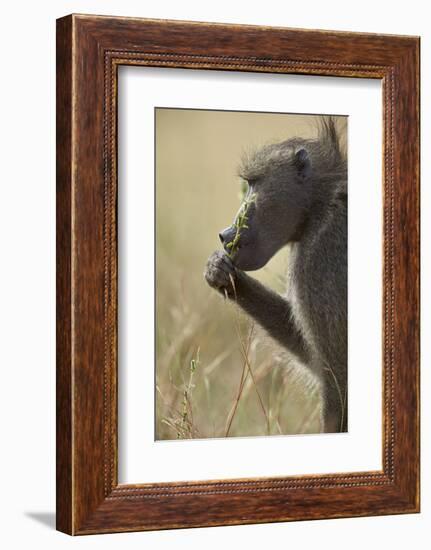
[238,177,249,201]
[225,190,256,258]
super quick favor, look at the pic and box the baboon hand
[204,250,237,297]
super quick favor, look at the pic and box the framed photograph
[56,14,420,534]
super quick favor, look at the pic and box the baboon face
[219,147,312,271]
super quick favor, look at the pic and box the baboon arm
[233,271,309,363]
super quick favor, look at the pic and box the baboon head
[219,140,313,271]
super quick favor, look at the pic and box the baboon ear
[294,148,311,180]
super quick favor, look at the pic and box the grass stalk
[224,323,254,437]
[228,274,270,434]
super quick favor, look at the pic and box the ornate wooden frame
[56,14,420,535]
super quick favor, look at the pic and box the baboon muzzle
[219,225,237,248]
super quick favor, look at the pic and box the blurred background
[155,108,342,440]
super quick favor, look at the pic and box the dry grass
[155,253,322,440]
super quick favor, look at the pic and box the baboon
[204,117,347,433]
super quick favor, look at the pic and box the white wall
[0,0,427,548]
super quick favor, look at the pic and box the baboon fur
[204,117,347,433]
